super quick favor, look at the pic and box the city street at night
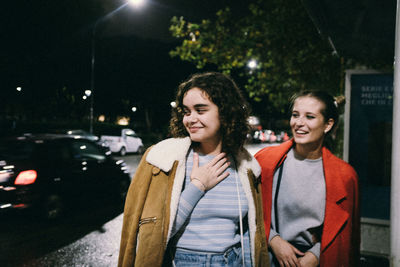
[1,0,398,265]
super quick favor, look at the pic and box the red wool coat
[255,140,360,267]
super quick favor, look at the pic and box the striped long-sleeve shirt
[171,148,252,266]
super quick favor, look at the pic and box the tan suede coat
[118,137,269,267]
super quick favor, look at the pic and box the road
[0,143,270,267]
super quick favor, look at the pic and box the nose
[295,115,305,125]
[187,112,199,123]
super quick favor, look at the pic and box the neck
[195,140,223,156]
[294,141,323,159]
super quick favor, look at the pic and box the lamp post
[89,0,146,133]
[89,20,98,134]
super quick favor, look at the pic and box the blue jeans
[173,246,243,267]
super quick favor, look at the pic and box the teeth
[296,130,307,134]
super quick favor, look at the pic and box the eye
[196,108,207,114]
[183,109,190,116]
[306,115,315,119]
[291,113,299,118]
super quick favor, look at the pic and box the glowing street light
[247,59,258,70]
[128,0,146,8]
[16,86,22,92]
[131,106,137,112]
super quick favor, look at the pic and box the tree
[169,0,343,120]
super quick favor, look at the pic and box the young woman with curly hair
[118,72,269,267]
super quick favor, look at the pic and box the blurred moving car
[51,129,109,148]
[0,134,130,219]
[100,128,144,156]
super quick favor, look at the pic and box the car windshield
[67,130,85,135]
[0,140,36,160]
[70,140,106,161]
[125,130,137,137]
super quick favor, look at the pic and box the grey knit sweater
[269,148,325,265]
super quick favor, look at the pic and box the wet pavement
[0,194,124,267]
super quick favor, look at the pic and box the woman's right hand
[190,152,230,191]
[270,235,305,267]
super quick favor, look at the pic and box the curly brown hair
[170,72,250,155]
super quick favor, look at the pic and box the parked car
[264,129,277,143]
[276,130,290,142]
[100,128,144,156]
[0,134,130,219]
[249,129,265,143]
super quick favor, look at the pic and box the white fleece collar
[146,137,192,172]
[146,136,261,177]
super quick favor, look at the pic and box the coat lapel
[321,147,349,252]
[145,137,191,241]
[255,140,293,241]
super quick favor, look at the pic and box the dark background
[0,0,253,136]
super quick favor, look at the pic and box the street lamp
[128,0,145,8]
[247,59,258,70]
[89,0,146,133]
[83,90,91,100]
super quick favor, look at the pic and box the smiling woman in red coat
[255,91,360,267]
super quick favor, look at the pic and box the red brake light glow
[14,170,37,185]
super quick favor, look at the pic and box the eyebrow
[183,104,209,109]
[305,111,317,115]
[292,110,318,116]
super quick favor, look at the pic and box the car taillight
[14,170,37,185]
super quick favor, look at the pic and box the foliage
[169,0,343,118]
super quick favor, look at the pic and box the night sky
[1,0,250,132]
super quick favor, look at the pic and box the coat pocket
[136,216,158,261]
[139,216,157,227]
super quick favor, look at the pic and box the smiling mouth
[188,127,202,133]
[295,129,308,135]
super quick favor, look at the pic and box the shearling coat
[118,137,269,267]
[255,140,360,267]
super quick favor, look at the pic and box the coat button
[152,167,161,175]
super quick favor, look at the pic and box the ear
[324,118,335,134]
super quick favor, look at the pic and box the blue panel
[349,73,393,220]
